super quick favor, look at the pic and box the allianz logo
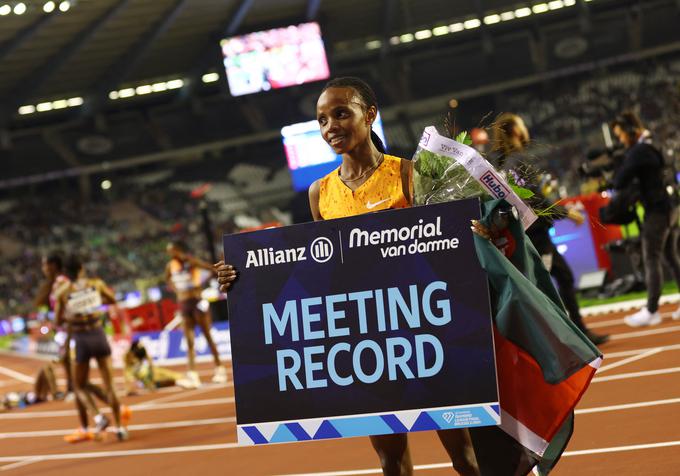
[245,236,334,268]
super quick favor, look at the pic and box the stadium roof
[0,0,678,185]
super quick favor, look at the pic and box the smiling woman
[309,77,411,221]
[305,77,479,476]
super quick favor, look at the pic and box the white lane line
[0,416,235,439]
[276,468,392,476]
[587,311,676,329]
[0,366,33,384]
[0,458,42,472]
[593,366,680,383]
[587,317,626,329]
[576,397,680,415]
[610,324,680,340]
[597,348,662,374]
[604,343,680,359]
[56,367,234,387]
[135,383,227,407]
[581,293,680,317]
[272,440,680,476]
[0,442,242,463]
[0,396,234,419]
[563,439,680,456]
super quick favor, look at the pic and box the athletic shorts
[73,327,111,364]
[180,298,201,323]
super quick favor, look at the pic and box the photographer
[611,112,680,327]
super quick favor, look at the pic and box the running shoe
[177,371,201,389]
[120,405,132,428]
[117,428,130,442]
[624,307,662,327]
[212,365,228,384]
[94,413,110,434]
[64,428,94,444]
[672,307,680,321]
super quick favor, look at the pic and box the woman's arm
[54,291,66,328]
[188,256,217,273]
[308,179,323,221]
[96,279,116,305]
[400,158,413,206]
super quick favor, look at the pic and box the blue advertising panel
[550,211,600,286]
[224,199,499,445]
[134,321,231,364]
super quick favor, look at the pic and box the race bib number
[172,271,194,291]
[66,287,103,315]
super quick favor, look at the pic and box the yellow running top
[318,154,409,220]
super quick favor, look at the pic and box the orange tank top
[169,259,202,291]
[318,154,409,220]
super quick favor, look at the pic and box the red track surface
[1,302,680,475]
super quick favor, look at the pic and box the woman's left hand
[471,220,494,240]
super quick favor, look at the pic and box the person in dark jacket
[612,112,680,327]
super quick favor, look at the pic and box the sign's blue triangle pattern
[242,426,268,444]
[237,404,500,444]
[313,420,343,439]
[410,412,441,431]
[381,414,409,434]
[285,422,312,441]
[269,424,298,443]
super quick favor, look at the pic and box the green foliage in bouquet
[506,170,535,201]
[412,133,486,206]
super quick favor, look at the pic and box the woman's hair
[45,251,64,272]
[322,77,385,153]
[64,254,83,281]
[611,111,644,139]
[491,113,522,160]
[170,239,189,253]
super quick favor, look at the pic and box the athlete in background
[166,240,227,388]
[55,254,130,442]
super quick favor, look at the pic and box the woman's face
[316,87,376,155]
[166,244,182,259]
[513,117,530,150]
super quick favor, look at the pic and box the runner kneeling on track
[124,339,188,395]
[55,254,131,442]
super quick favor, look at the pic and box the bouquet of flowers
[412,126,538,230]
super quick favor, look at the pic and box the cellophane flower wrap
[412,126,538,230]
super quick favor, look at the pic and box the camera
[578,144,626,183]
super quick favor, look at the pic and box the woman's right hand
[214,261,237,292]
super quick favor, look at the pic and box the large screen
[281,113,387,191]
[221,22,330,97]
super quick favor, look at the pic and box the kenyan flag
[470,200,602,475]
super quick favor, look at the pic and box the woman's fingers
[214,260,235,277]
[217,268,238,293]
[470,220,492,240]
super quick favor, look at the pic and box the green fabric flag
[469,199,602,475]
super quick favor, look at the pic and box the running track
[1,302,679,475]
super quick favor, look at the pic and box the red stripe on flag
[494,327,597,443]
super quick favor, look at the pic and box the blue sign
[134,321,231,363]
[223,198,499,445]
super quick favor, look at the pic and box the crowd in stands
[503,56,680,192]
[2,56,679,318]
[0,184,290,318]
